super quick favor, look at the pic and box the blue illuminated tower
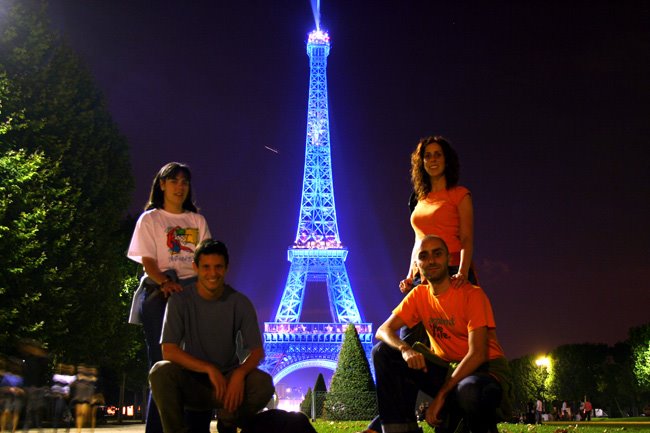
[261,29,373,383]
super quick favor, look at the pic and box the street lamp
[535,356,551,422]
[535,356,550,369]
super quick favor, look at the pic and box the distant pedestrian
[535,399,543,424]
[51,364,75,433]
[0,357,24,433]
[583,399,592,421]
[20,340,49,433]
[71,365,97,433]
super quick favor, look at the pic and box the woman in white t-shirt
[127,162,211,433]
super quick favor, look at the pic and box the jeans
[373,342,502,433]
[141,275,199,433]
[149,361,275,433]
[51,395,71,432]
[369,266,479,433]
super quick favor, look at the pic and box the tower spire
[294,29,340,250]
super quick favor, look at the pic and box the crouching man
[373,235,512,433]
[149,239,274,433]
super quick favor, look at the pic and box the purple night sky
[46,1,649,387]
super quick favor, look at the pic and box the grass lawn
[310,419,650,433]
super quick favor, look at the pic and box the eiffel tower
[260,28,373,383]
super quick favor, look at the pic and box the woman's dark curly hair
[410,136,460,200]
[145,162,198,212]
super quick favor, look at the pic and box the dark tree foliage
[299,387,313,417]
[312,372,327,418]
[323,324,377,420]
[603,341,643,417]
[0,0,136,375]
[550,343,608,406]
[508,331,647,419]
[314,372,327,393]
[300,372,329,418]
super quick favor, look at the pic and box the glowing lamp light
[535,356,550,369]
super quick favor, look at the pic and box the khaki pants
[149,361,274,433]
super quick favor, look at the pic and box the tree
[509,355,550,417]
[323,324,377,420]
[0,149,77,346]
[314,371,327,393]
[0,0,136,373]
[603,341,642,417]
[550,344,608,406]
[300,387,313,417]
[312,372,327,418]
[629,322,650,395]
[300,372,328,419]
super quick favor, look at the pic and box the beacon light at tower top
[308,29,330,45]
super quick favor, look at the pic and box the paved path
[66,421,221,433]
[70,422,144,433]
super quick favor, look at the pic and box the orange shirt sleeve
[393,284,427,329]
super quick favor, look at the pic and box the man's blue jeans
[141,276,204,433]
[373,341,502,433]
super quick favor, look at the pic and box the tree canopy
[508,355,550,414]
[0,0,137,375]
[549,343,608,404]
[629,322,650,392]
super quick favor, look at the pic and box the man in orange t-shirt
[372,235,508,433]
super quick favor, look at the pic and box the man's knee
[149,360,181,391]
[371,341,392,362]
[372,341,401,371]
[456,377,482,407]
[455,375,501,413]
[245,369,275,406]
[371,341,380,358]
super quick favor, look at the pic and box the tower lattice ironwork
[260,29,373,383]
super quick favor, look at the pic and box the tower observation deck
[260,29,374,383]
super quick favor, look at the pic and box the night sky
[45,0,649,379]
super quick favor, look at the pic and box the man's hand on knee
[401,348,428,372]
[208,365,228,403]
[223,370,245,413]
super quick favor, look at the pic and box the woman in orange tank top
[400,135,476,293]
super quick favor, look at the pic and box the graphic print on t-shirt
[166,226,199,255]
[428,316,454,341]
